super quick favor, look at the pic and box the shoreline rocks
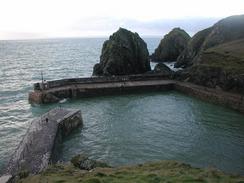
[148,63,173,78]
[71,154,110,171]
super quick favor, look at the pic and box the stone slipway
[1,108,82,181]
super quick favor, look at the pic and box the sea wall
[29,79,175,104]
[174,82,244,114]
[33,73,170,91]
[4,108,83,180]
[29,75,244,114]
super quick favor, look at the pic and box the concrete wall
[4,108,83,179]
[34,73,170,91]
[174,82,244,114]
[30,75,244,114]
[51,110,83,163]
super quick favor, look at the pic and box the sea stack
[151,28,190,62]
[92,28,151,76]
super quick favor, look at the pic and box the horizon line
[0,35,164,41]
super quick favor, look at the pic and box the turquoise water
[1,38,244,175]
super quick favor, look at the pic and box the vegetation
[200,39,244,74]
[18,160,244,183]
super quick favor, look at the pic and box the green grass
[18,160,244,183]
[200,39,244,74]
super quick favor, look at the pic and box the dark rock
[175,65,244,93]
[152,63,173,75]
[175,14,244,68]
[151,28,190,62]
[42,93,60,103]
[92,28,151,76]
[71,154,110,170]
[175,27,212,68]
[93,63,103,76]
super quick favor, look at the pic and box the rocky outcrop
[71,154,110,170]
[150,63,173,77]
[175,65,244,94]
[151,28,190,62]
[175,14,244,68]
[92,28,151,76]
[175,27,212,68]
[200,15,244,51]
[174,39,244,93]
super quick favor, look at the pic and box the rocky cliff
[175,27,212,68]
[93,28,151,76]
[175,39,244,93]
[151,28,190,62]
[175,15,244,68]
[174,15,244,93]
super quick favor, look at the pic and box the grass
[18,160,244,183]
[200,39,244,74]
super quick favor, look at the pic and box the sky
[0,0,244,40]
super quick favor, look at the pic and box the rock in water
[152,63,173,76]
[151,28,190,62]
[92,28,151,76]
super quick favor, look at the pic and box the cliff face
[151,28,190,62]
[93,28,151,76]
[201,15,244,51]
[175,27,212,68]
[175,39,244,93]
[174,15,244,93]
[175,15,244,68]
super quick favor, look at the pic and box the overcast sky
[0,0,244,40]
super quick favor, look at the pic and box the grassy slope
[199,39,244,74]
[19,161,244,183]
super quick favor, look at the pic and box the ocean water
[0,38,244,175]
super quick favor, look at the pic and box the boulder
[151,28,190,62]
[92,28,151,76]
[152,63,173,75]
[71,154,110,170]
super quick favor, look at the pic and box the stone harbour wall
[3,108,83,181]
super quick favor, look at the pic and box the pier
[29,74,175,104]
[2,108,82,181]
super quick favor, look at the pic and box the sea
[0,38,244,175]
